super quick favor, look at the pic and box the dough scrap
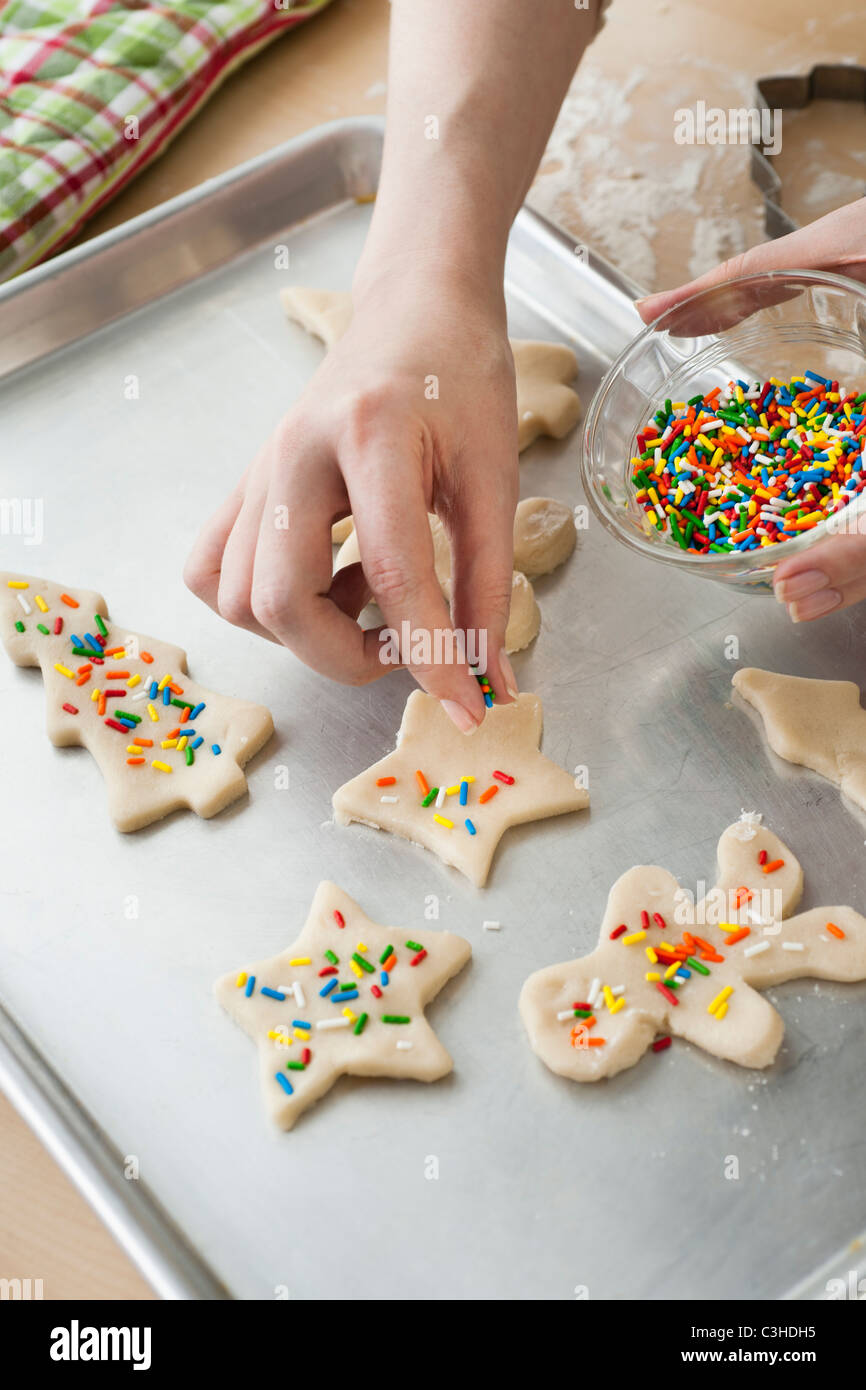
[0,573,273,832]
[520,818,866,1082]
[333,498,574,652]
[215,880,471,1129]
[279,285,582,505]
[332,690,589,887]
[733,666,866,811]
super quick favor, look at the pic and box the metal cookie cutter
[751,63,866,238]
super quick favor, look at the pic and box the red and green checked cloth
[0,0,335,281]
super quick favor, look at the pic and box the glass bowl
[581,269,866,590]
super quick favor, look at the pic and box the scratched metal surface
[0,118,865,1301]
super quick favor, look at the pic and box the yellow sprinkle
[147,703,159,722]
[7,580,28,589]
[268,1029,291,1046]
[35,594,49,612]
[53,662,74,678]
[434,814,454,829]
[622,930,647,945]
[293,1028,310,1041]
[236,972,248,988]
[718,922,743,932]
[177,736,188,751]
[127,674,141,688]
[460,775,476,784]
[342,1008,357,1022]
[112,650,126,660]
[645,946,658,963]
[609,997,626,1014]
[151,760,172,773]
[157,672,172,691]
[603,985,615,1010]
[126,745,141,754]
[446,784,461,795]
[714,1001,728,1021]
[356,941,367,953]
[350,960,363,979]
[664,961,680,980]
[90,688,100,702]
[708,985,733,1015]
[161,739,178,749]
[645,971,661,982]
[290,957,311,966]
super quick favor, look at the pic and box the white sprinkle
[482,920,501,931]
[316,1017,351,1031]
[130,689,149,701]
[380,794,399,803]
[396,1040,413,1050]
[744,940,772,958]
[16,593,31,615]
[293,982,306,1009]
[588,976,601,1007]
[782,941,805,952]
[435,787,446,809]
[557,1009,575,1021]
[611,985,625,996]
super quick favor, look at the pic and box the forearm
[355,0,599,300]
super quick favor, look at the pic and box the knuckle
[340,387,393,451]
[182,553,209,598]
[250,582,296,632]
[364,553,416,609]
[217,587,252,628]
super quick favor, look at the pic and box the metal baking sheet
[1,116,865,1301]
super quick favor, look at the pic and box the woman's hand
[636,198,866,623]
[184,260,519,731]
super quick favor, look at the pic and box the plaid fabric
[0,0,335,281]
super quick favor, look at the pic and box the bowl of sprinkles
[581,270,866,589]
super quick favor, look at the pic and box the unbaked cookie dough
[333,498,575,653]
[280,286,582,468]
[0,573,273,831]
[215,880,471,1129]
[332,690,589,887]
[733,666,866,813]
[520,816,866,1082]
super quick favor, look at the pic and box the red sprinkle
[652,913,666,930]
[758,849,768,865]
[652,1036,672,1053]
[609,924,627,940]
[104,718,128,733]
[655,981,679,1006]
[333,910,345,929]
[318,967,338,977]
[573,1001,592,1011]
[371,984,383,999]
[61,703,78,715]
[301,1048,311,1065]
[640,910,650,929]
[53,617,63,634]
[103,688,127,699]
[410,949,427,966]
[492,770,515,784]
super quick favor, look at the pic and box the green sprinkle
[37,623,49,635]
[325,949,339,965]
[686,956,710,976]
[421,788,438,807]
[171,698,193,709]
[94,613,108,637]
[14,620,24,633]
[379,944,394,964]
[70,646,95,657]
[353,1012,368,1036]
[114,710,141,723]
[382,1015,410,1024]
[573,1008,592,1019]
[405,939,422,952]
[286,1061,306,1071]
[185,747,194,766]
[352,952,375,974]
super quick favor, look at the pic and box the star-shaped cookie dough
[215,881,471,1129]
[520,818,866,1084]
[332,691,589,887]
[733,666,866,813]
[0,573,273,831]
[280,286,581,457]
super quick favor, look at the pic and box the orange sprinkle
[762,858,785,874]
[479,785,499,804]
[97,692,106,716]
[75,672,90,687]
[76,664,92,675]
[126,757,146,766]
[724,927,751,946]
[167,726,181,739]
[415,770,430,797]
[168,682,183,695]
[827,922,846,940]
[133,737,153,748]
[179,706,190,724]
[376,776,397,786]
[587,1037,607,1047]
[60,593,79,608]
[733,885,753,907]
[140,651,154,663]
[104,646,125,656]
[106,670,129,679]
[383,953,397,973]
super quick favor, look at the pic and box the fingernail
[440,698,479,734]
[498,648,519,699]
[774,568,829,603]
[787,588,842,623]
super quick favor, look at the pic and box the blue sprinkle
[162,686,170,705]
[319,978,338,997]
[84,633,102,654]
[70,634,83,648]
[332,989,359,1003]
[212,744,222,755]
[380,971,389,986]
[189,701,205,720]
[117,717,136,730]
[245,975,256,998]
[483,693,493,707]
[275,1072,294,1096]
[292,1019,311,1031]
[459,780,468,807]
[191,736,203,749]
[465,818,477,835]
[261,987,286,1001]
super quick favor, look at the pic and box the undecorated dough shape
[216,881,471,1129]
[332,690,589,887]
[733,666,866,812]
[520,818,866,1083]
[331,516,355,544]
[0,573,273,832]
[280,286,581,468]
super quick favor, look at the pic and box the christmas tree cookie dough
[332,691,589,887]
[0,574,273,831]
[215,881,471,1129]
[280,286,581,455]
[733,667,866,813]
[520,816,866,1082]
